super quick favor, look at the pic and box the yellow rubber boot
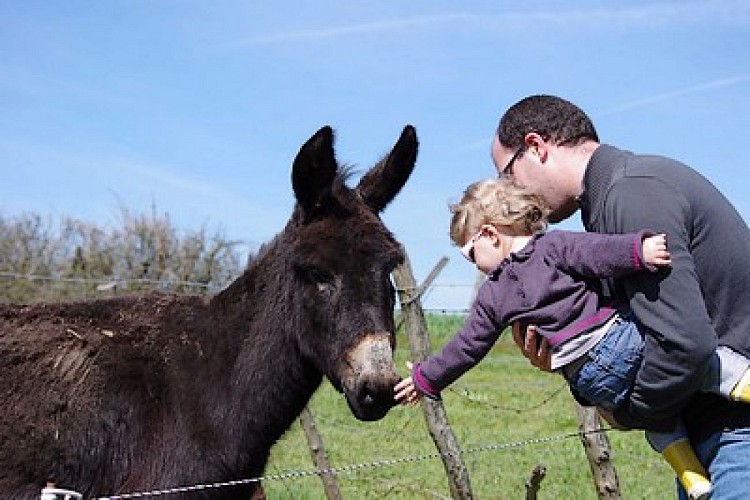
[662,438,712,500]
[730,369,750,402]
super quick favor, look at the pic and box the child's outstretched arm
[394,361,423,406]
[642,233,671,267]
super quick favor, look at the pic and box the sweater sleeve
[547,229,657,279]
[411,363,442,400]
[416,284,505,394]
[601,177,716,429]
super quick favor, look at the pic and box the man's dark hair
[497,95,599,149]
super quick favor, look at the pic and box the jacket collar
[579,144,628,231]
[488,232,543,280]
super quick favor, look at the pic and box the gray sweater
[414,229,653,397]
[581,144,750,436]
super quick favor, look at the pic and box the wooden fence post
[524,464,547,500]
[392,252,474,500]
[299,406,342,500]
[574,403,622,499]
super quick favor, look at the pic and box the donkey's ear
[356,125,418,213]
[292,126,338,218]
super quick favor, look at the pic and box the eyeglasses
[460,229,484,263]
[501,144,527,177]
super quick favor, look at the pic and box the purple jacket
[413,229,655,398]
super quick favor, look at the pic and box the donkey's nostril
[347,378,397,421]
[359,381,376,407]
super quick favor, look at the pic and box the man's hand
[512,322,552,372]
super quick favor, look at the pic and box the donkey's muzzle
[340,333,400,421]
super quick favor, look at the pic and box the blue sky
[2,1,749,310]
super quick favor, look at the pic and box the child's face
[461,225,510,274]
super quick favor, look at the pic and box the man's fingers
[524,325,538,354]
[512,322,553,371]
[537,337,553,372]
[512,322,524,348]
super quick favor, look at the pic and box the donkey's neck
[204,247,323,476]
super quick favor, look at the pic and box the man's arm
[602,177,716,429]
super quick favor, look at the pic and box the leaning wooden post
[574,403,622,499]
[524,464,547,500]
[392,252,474,500]
[299,406,342,500]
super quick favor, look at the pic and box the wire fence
[93,429,613,500]
[0,272,472,313]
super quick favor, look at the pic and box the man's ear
[525,132,549,162]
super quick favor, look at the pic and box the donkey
[0,125,418,499]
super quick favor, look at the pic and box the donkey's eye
[301,266,333,285]
[306,268,337,296]
[307,268,331,284]
[295,265,337,296]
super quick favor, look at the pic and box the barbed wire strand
[0,272,213,289]
[1,273,473,312]
[95,428,612,499]
[448,381,568,413]
[1,273,479,290]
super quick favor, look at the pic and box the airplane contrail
[598,75,750,116]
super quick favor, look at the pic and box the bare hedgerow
[0,206,244,302]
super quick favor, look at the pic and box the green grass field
[264,314,676,499]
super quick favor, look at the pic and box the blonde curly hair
[449,177,550,247]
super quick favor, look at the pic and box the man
[491,95,750,498]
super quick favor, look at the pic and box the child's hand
[394,361,423,406]
[643,233,671,267]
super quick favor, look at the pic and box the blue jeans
[569,316,748,425]
[676,426,750,499]
[567,314,644,412]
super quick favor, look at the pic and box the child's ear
[482,224,502,245]
[483,224,501,236]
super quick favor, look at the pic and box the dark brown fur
[0,125,417,499]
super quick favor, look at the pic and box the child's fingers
[394,387,409,403]
[395,361,424,406]
[394,377,410,393]
[645,234,671,267]
[396,388,419,406]
[657,247,671,264]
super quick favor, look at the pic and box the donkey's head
[290,125,417,421]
